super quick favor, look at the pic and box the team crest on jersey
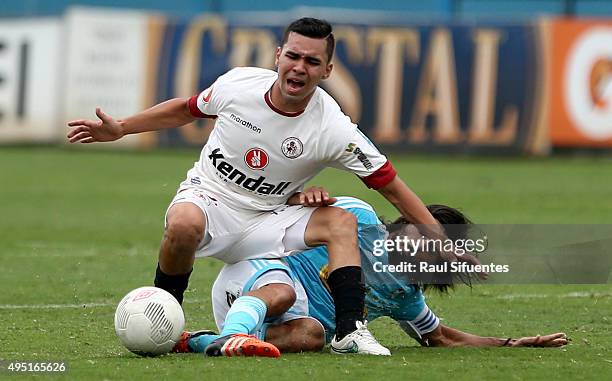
[281,137,303,159]
[244,148,269,170]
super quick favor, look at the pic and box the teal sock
[220,296,267,336]
[188,334,221,353]
[254,323,270,340]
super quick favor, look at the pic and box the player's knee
[164,217,204,252]
[269,284,297,312]
[248,283,296,316]
[295,319,325,351]
[307,207,357,245]
[326,208,357,241]
[304,321,325,351]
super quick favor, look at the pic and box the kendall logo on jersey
[208,148,291,195]
[244,148,269,170]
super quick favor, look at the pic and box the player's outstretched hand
[287,186,337,207]
[67,107,124,143]
[510,332,568,347]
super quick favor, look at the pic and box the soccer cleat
[205,333,281,358]
[330,321,391,356]
[172,329,217,353]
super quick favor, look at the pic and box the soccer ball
[114,286,185,356]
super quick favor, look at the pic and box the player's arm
[421,324,568,348]
[377,176,447,240]
[67,98,195,143]
[376,175,488,277]
[377,176,438,225]
[120,98,196,135]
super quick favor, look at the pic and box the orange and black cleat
[205,334,280,358]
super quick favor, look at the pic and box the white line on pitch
[1,293,609,309]
[495,292,611,299]
[0,299,207,310]
[0,302,112,310]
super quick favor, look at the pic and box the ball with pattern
[114,287,185,356]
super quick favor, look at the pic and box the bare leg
[154,202,205,304]
[304,207,359,272]
[266,319,325,352]
[303,207,364,339]
[246,283,296,317]
[158,203,205,274]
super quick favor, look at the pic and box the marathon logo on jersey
[345,143,373,170]
[208,148,291,195]
[230,113,261,134]
[244,148,269,170]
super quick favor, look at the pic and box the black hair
[385,205,477,294]
[282,17,335,62]
[390,205,472,226]
[388,204,473,243]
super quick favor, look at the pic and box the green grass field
[1,147,611,380]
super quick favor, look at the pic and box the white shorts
[165,186,316,263]
[211,259,318,332]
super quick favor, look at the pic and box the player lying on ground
[174,197,568,355]
[67,17,451,356]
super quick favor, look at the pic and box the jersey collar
[264,88,306,117]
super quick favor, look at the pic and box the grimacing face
[274,32,333,106]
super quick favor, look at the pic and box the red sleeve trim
[188,95,217,119]
[361,160,397,189]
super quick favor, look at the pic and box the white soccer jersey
[186,67,396,211]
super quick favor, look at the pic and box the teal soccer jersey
[285,197,435,343]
